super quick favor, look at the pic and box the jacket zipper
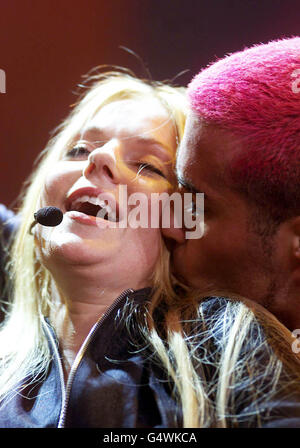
[56,288,134,428]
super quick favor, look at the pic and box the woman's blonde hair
[0,68,187,405]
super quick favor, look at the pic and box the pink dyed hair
[188,37,300,223]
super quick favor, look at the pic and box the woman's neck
[48,270,149,380]
[50,295,116,381]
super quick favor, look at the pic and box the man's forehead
[176,113,200,171]
[176,124,207,195]
[176,114,239,192]
[176,113,213,176]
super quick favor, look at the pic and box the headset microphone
[29,206,63,234]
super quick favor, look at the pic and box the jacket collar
[42,286,153,358]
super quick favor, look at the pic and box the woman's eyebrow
[130,136,174,164]
[77,127,106,142]
[133,136,171,152]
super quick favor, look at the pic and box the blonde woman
[1,70,300,428]
[0,69,188,428]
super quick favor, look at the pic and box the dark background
[0,0,299,208]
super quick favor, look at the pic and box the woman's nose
[83,139,121,186]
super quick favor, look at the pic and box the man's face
[174,113,281,304]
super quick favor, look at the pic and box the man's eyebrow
[177,174,201,194]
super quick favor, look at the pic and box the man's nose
[82,139,121,186]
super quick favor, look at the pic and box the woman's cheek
[40,162,79,207]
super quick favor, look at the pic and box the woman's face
[36,97,177,289]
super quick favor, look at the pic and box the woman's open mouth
[67,196,117,221]
[65,188,119,223]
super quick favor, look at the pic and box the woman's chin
[38,229,114,267]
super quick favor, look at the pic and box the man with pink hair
[167,37,300,331]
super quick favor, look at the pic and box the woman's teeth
[70,195,117,221]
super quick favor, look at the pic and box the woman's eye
[137,163,166,178]
[64,146,90,159]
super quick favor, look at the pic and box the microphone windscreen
[34,207,63,227]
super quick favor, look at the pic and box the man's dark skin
[163,112,300,331]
